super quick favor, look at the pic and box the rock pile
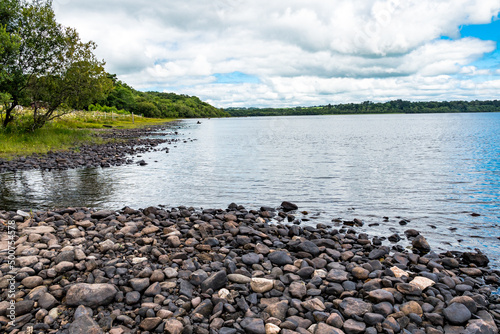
[0,124,183,172]
[0,203,499,334]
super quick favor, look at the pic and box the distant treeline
[101,75,229,118]
[226,100,500,117]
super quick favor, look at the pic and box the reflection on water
[1,113,499,266]
[0,168,115,209]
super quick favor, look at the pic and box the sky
[52,0,500,108]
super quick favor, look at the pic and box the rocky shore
[0,123,183,172]
[0,202,499,334]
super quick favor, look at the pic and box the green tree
[0,0,110,129]
[26,26,112,130]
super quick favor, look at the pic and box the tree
[0,0,20,123]
[0,0,111,130]
[26,26,112,130]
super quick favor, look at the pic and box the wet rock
[412,235,431,253]
[281,201,298,212]
[462,252,489,267]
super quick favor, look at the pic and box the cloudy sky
[53,0,500,108]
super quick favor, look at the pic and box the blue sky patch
[214,71,260,84]
[440,17,500,71]
[460,18,500,41]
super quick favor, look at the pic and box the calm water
[1,113,500,266]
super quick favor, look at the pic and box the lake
[1,113,499,266]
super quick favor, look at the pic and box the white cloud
[52,0,500,107]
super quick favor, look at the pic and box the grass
[0,109,176,159]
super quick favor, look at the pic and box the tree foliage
[0,0,111,130]
[101,80,229,118]
[226,100,500,117]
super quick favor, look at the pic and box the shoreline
[0,123,181,172]
[0,203,498,334]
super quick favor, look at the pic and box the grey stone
[412,235,431,253]
[289,281,307,299]
[38,292,58,310]
[68,314,103,334]
[227,274,251,284]
[297,240,320,256]
[315,322,346,334]
[192,299,213,317]
[129,278,150,292]
[364,313,385,325]
[242,253,260,265]
[125,291,141,305]
[164,318,184,334]
[190,269,208,285]
[201,270,227,292]
[326,269,349,283]
[66,283,117,308]
[144,282,161,296]
[443,303,471,325]
[241,317,266,334]
[343,319,366,334]
[91,210,115,219]
[302,298,326,312]
[268,251,293,265]
[367,289,394,304]
[339,298,372,317]
[139,317,162,331]
[265,300,289,321]
[368,246,390,260]
[21,276,43,288]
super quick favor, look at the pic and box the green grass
[0,110,176,159]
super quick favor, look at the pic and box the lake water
[1,113,500,266]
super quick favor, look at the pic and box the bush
[88,103,129,115]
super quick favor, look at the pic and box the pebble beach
[1,202,499,334]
